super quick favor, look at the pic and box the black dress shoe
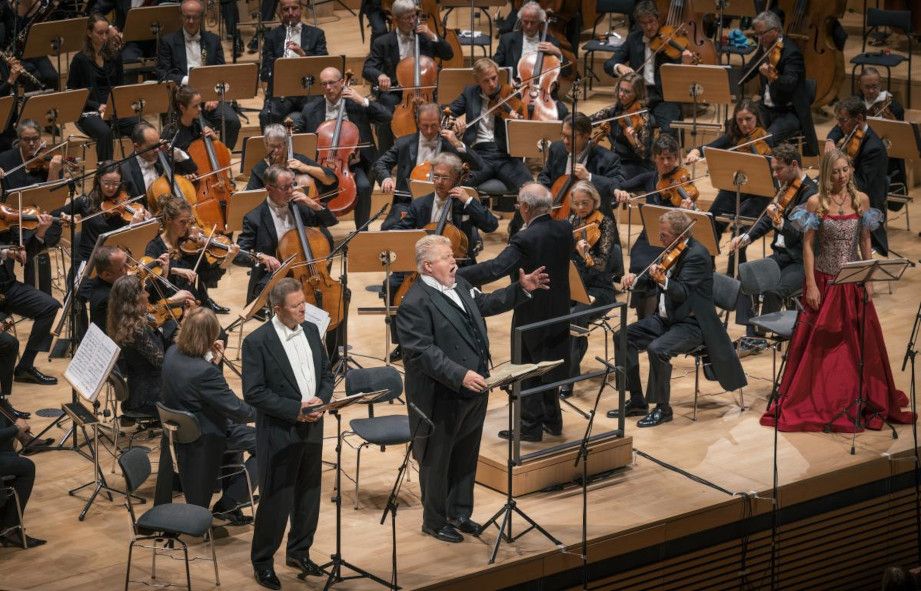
[421,524,463,543]
[559,386,572,399]
[637,406,673,428]
[498,429,542,442]
[232,36,244,59]
[205,300,231,314]
[254,567,281,590]
[286,554,323,576]
[542,423,562,437]
[14,368,57,386]
[0,532,46,548]
[20,437,54,456]
[247,36,259,53]
[213,507,253,526]
[10,407,30,419]
[388,345,402,362]
[606,399,648,419]
[448,517,481,535]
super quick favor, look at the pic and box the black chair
[118,447,219,591]
[687,272,744,420]
[476,178,517,213]
[0,474,26,548]
[443,7,493,57]
[851,8,913,107]
[108,369,160,472]
[342,366,409,509]
[582,0,636,90]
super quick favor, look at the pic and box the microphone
[409,402,434,430]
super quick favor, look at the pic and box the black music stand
[273,55,346,100]
[22,17,85,91]
[826,257,911,454]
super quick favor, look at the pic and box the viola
[391,14,437,137]
[658,238,688,273]
[486,83,525,121]
[572,210,603,268]
[101,191,147,223]
[838,125,865,160]
[147,299,187,328]
[517,17,560,121]
[188,114,233,231]
[656,166,699,209]
[179,227,258,264]
[869,96,896,120]
[0,204,64,231]
[770,176,803,223]
[737,126,772,156]
[316,71,360,216]
[617,101,649,151]
[648,25,701,64]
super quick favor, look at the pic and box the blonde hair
[817,148,861,217]
[473,58,499,80]
[176,307,220,357]
[570,180,600,210]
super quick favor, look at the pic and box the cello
[391,12,438,138]
[549,140,591,220]
[517,16,560,121]
[187,114,234,230]
[276,200,343,331]
[316,71,359,216]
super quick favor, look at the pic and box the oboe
[0,51,43,89]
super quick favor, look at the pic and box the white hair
[753,10,782,31]
[391,0,416,17]
[517,182,552,214]
[517,1,545,23]
[263,123,287,144]
[415,235,451,273]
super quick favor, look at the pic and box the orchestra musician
[300,66,390,230]
[243,277,334,587]
[602,0,694,134]
[738,10,819,156]
[88,0,161,63]
[824,96,889,255]
[163,85,224,154]
[0,397,45,548]
[730,143,816,343]
[0,120,64,194]
[395,234,549,543]
[121,122,198,197]
[373,102,484,208]
[67,15,139,162]
[362,0,454,153]
[561,180,622,399]
[458,183,572,442]
[5,0,59,91]
[245,123,337,192]
[589,74,655,179]
[493,2,563,83]
[259,0,328,131]
[156,0,242,151]
[609,209,746,427]
[448,58,532,200]
[161,307,258,526]
[613,134,699,318]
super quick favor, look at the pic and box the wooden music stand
[90,219,161,277]
[273,55,346,99]
[505,120,562,163]
[123,5,183,43]
[225,190,267,234]
[437,67,510,107]
[569,261,591,305]
[705,146,776,198]
[0,97,15,134]
[691,0,757,17]
[22,17,85,89]
[661,64,732,148]
[188,63,260,103]
[19,89,89,144]
[242,133,318,173]
[13,182,69,214]
[104,81,174,123]
[640,204,720,255]
[868,117,921,160]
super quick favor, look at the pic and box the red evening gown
[760,212,914,432]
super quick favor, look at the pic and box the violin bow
[191,224,219,280]
[631,219,697,286]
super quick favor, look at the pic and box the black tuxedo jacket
[371,132,485,193]
[458,214,572,360]
[156,29,225,85]
[536,141,624,213]
[448,84,511,152]
[261,24,328,95]
[236,200,338,301]
[738,38,818,155]
[300,96,391,166]
[120,154,196,198]
[362,30,453,85]
[242,320,334,450]
[161,347,254,439]
[393,192,498,260]
[603,29,680,96]
[493,30,561,75]
[852,127,889,212]
[657,238,747,392]
[747,175,817,264]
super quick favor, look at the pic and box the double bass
[776,0,846,107]
[655,0,717,65]
[391,13,437,138]
[316,71,359,216]
[517,16,560,121]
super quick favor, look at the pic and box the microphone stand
[902,300,921,562]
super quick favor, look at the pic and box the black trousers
[259,96,307,131]
[373,92,400,155]
[0,332,17,396]
[0,451,34,530]
[616,315,703,406]
[202,102,241,152]
[466,142,533,190]
[569,288,617,378]
[416,394,487,530]
[353,165,373,230]
[0,280,60,369]
[758,104,801,147]
[76,115,140,162]
[176,434,226,509]
[646,87,681,135]
[519,333,568,435]
[251,437,322,568]
[708,190,769,272]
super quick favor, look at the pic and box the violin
[517,16,560,121]
[391,13,438,137]
[572,210,603,268]
[130,255,168,281]
[658,238,689,273]
[188,115,233,231]
[770,176,803,224]
[838,125,865,160]
[0,204,64,231]
[316,71,359,216]
[101,191,147,223]
[869,96,896,120]
[486,84,525,121]
[656,166,699,209]
[737,126,772,156]
[147,299,187,328]
[648,25,701,64]
[179,226,258,264]
[617,101,649,151]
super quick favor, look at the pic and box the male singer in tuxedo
[156,0,241,150]
[121,122,197,197]
[395,235,548,543]
[243,278,334,589]
[259,0,328,130]
[458,183,572,442]
[610,210,747,427]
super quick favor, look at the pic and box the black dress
[145,234,226,305]
[117,322,176,415]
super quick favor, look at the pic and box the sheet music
[304,302,331,335]
[64,324,121,402]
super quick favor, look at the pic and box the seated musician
[145,195,232,314]
[360,0,389,47]
[88,0,160,63]
[67,15,139,163]
[259,0,328,131]
[156,0,241,151]
[738,10,818,156]
[685,98,773,271]
[372,102,484,210]
[831,67,906,201]
[608,209,746,427]
[536,112,623,218]
[0,120,64,194]
[245,123,337,193]
[0,400,45,548]
[613,134,699,319]
[362,0,454,153]
[602,0,694,134]
[161,307,258,526]
[163,85,224,155]
[300,66,391,230]
[561,180,622,399]
[589,74,655,179]
[448,58,532,199]
[823,96,889,255]
[494,2,562,84]
[7,0,59,91]
[729,143,816,342]
[121,122,197,197]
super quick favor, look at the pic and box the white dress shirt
[416,135,441,164]
[284,23,302,58]
[564,148,592,182]
[474,93,496,145]
[421,274,463,310]
[397,32,414,60]
[267,198,295,240]
[181,30,202,86]
[272,316,317,401]
[137,156,159,190]
[325,100,348,121]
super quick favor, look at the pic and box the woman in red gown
[761,148,913,432]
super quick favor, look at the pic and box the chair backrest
[155,402,202,445]
[712,272,741,311]
[107,368,129,403]
[118,447,151,494]
[868,8,913,34]
[345,367,404,404]
[738,257,782,296]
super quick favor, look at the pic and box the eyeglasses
[182,13,202,21]
[431,174,454,182]
[20,136,41,144]
[270,184,294,191]
[100,180,121,188]
[320,80,340,87]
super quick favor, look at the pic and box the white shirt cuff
[181,75,189,86]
